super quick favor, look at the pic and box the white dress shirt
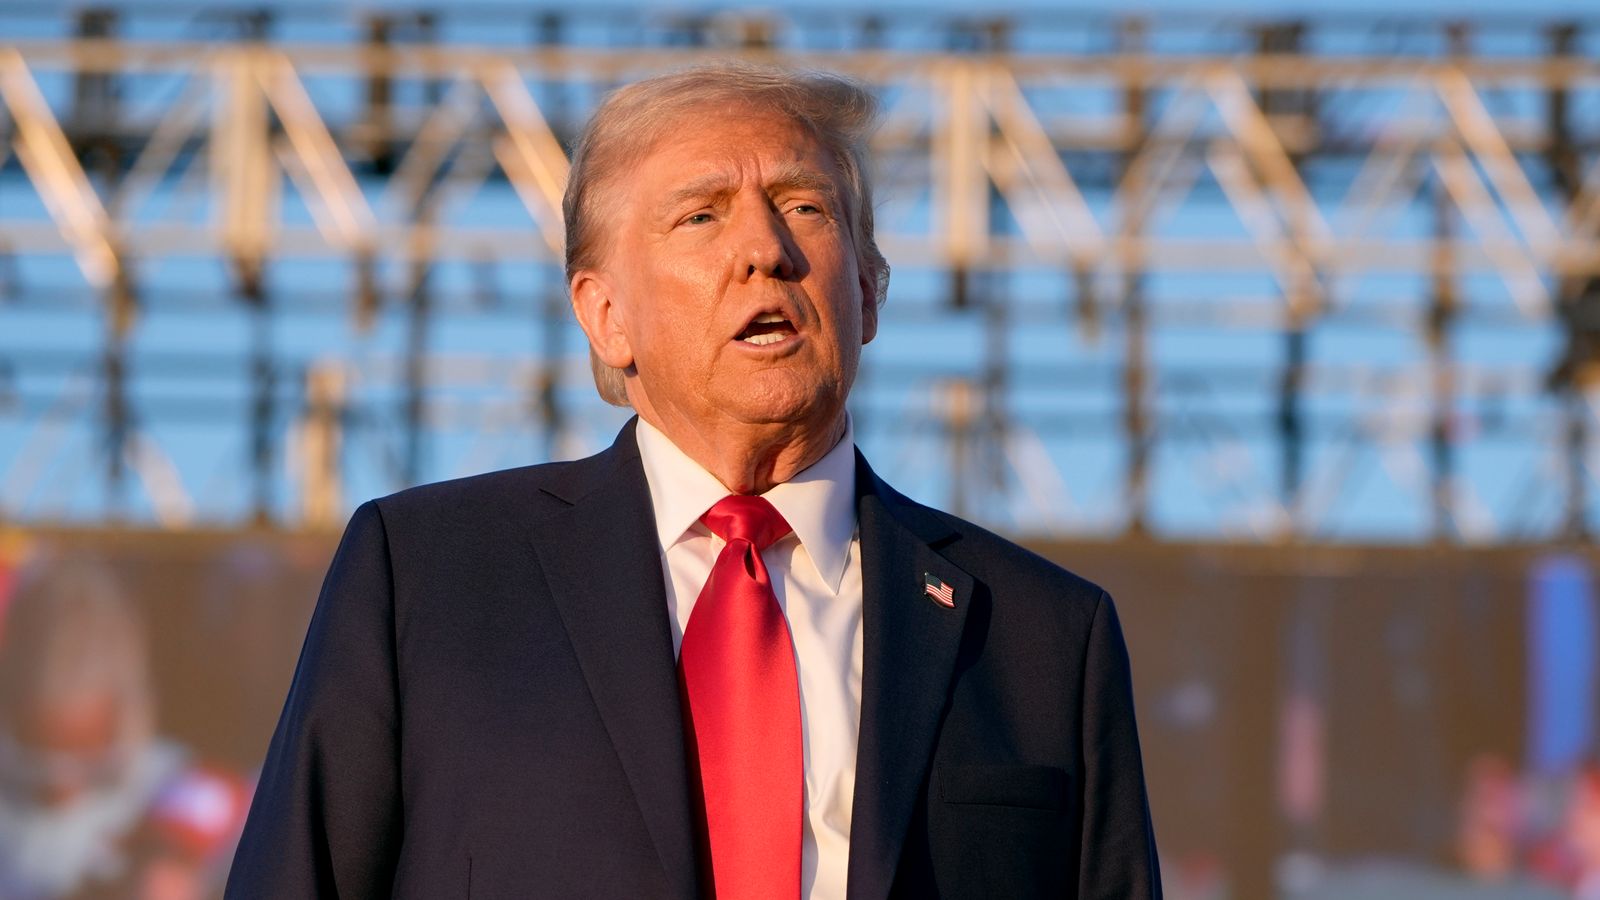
[635,417,862,900]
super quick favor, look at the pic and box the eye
[788,203,823,216]
[682,211,715,226]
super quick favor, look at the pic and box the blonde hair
[0,559,155,758]
[562,61,889,407]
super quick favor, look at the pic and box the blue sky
[1,0,1594,540]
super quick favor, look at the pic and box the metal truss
[1,7,1599,541]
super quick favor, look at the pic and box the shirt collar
[635,415,858,593]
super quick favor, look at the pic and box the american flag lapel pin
[922,572,956,609]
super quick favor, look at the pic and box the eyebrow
[652,162,840,219]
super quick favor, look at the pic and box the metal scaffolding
[1,5,1598,540]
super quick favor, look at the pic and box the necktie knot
[701,495,792,552]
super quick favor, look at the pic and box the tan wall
[2,528,1581,896]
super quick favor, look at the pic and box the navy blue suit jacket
[226,420,1161,899]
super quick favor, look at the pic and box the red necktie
[677,495,802,900]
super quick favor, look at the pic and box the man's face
[573,107,878,437]
[3,692,124,808]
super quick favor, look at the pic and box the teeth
[742,332,786,346]
[752,313,788,324]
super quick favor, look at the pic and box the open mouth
[736,312,798,346]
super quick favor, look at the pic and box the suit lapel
[847,455,975,900]
[528,421,699,900]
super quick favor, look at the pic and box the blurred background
[1,0,1598,897]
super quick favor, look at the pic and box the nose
[735,203,797,282]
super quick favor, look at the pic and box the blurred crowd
[0,548,248,900]
[1459,752,1600,899]
[0,534,1596,900]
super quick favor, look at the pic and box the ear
[570,269,635,370]
[858,268,879,346]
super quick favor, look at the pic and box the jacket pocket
[937,763,1071,811]
[930,765,1076,899]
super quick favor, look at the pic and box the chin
[718,368,850,430]
[727,405,817,428]
[725,391,838,429]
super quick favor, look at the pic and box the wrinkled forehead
[597,100,847,213]
[651,96,816,148]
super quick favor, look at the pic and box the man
[0,559,244,899]
[227,62,1161,899]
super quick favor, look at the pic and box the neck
[634,407,847,495]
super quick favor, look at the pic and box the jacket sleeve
[1077,590,1163,899]
[226,501,403,898]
